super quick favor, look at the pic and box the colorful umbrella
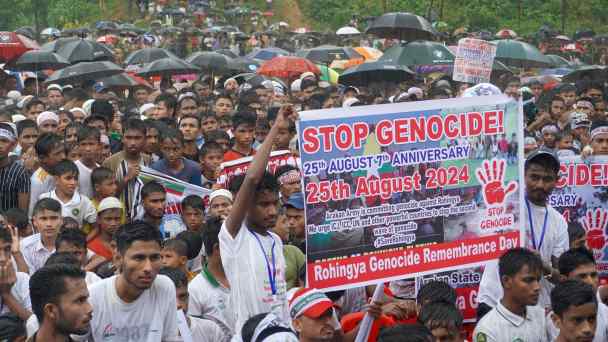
[257,56,320,80]
[316,64,339,84]
[365,12,437,41]
[0,32,40,63]
[354,47,383,61]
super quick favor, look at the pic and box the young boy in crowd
[29,133,65,216]
[189,216,234,335]
[418,301,464,342]
[21,198,63,274]
[159,267,227,342]
[551,280,598,342]
[87,197,122,263]
[15,119,38,157]
[178,115,201,161]
[0,226,32,321]
[139,180,167,234]
[474,248,546,342]
[206,129,231,152]
[3,208,33,238]
[160,238,194,281]
[199,141,224,188]
[568,222,587,249]
[54,229,101,285]
[223,111,256,162]
[552,247,608,341]
[181,195,204,232]
[151,127,202,186]
[75,126,101,198]
[201,113,219,139]
[39,159,96,227]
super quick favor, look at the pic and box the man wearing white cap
[87,197,123,263]
[45,84,64,110]
[208,189,233,219]
[290,288,341,342]
[36,111,59,134]
[0,122,30,212]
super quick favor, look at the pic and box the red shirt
[223,149,256,162]
[87,234,113,261]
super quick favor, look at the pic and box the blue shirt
[151,158,203,187]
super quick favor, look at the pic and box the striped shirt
[0,159,30,212]
[20,233,55,275]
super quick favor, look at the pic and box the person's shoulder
[526,305,546,320]
[152,274,176,293]
[15,271,30,284]
[102,152,123,169]
[184,158,201,170]
[20,233,40,247]
[89,275,114,295]
[188,273,204,288]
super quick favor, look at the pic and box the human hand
[476,159,518,206]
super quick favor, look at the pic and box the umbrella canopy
[125,47,178,66]
[135,57,200,77]
[215,49,238,59]
[186,51,232,73]
[0,32,40,62]
[316,64,339,85]
[97,73,152,89]
[41,28,61,37]
[380,41,454,67]
[55,39,115,63]
[12,50,70,71]
[339,60,415,86]
[40,37,79,52]
[354,47,383,61]
[494,39,551,68]
[257,56,320,80]
[545,54,571,68]
[562,65,607,83]
[495,29,517,39]
[15,27,35,39]
[226,57,260,73]
[336,26,360,35]
[246,47,290,61]
[296,45,362,64]
[365,12,436,41]
[45,61,123,84]
[539,68,573,77]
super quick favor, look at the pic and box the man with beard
[87,221,179,341]
[478,149,569,316]
[28,264,92,342]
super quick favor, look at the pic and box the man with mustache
[477,149,569,316]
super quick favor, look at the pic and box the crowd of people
[1,4,608,342]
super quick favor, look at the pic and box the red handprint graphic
[581,208,608,250]
[476,159,518,206]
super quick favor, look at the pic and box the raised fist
[476,159,518,206]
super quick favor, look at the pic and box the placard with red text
[297,96,525,290]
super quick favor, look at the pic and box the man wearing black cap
[477,149,569,318]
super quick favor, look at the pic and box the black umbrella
[12,50,70,71]
[226,57,260,73]
[125,47,178,66]
[97,73,152,89]
[296,45,362,64]
[562,65,607,83]
[246,47,290,61]
[186,51,232,73]
[215,49,238,59]
[365,12,437,41]
[55,39,115,63]
[40,37,80,53]
[45,61,124,85]
[135,57,200,77]
[339,61,415,86]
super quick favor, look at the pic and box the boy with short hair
[151,128,202,186]
[199,142,224,188]
[28,133,65,216]
[189,216,234,335]
[418,301,464,342]
[178,115,201,161]
[201,113,219,139]
[0,226,32,320]
[223,111,256,162]
[473,248,546,342]
[54,229,101,285]
[159,267,227,342]
[161,238,193,281]
[21,198,63,274]
[3,208,33,238]
[181,195,204,232]
[15,119,38,158]
[39,159,96,226]
[75,126,101,198]
[87,197,122,262]
[551,280,597,342]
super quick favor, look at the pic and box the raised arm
[225,106,293,237]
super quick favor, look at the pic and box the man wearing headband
[590,120,608,155]
[540,124,559,151]
[36,112,59,134]
[0,123,30,212]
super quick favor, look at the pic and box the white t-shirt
[39,190,97,226]
[75,160,98,199]
[189,316,228,342]
[0,272,31,315]
[219,222,288,332]
[85,271,101,286]
[473,301,548,342]
[28,168,55,216]
[188,271,234,334]
[478,202,569,309]
[546,291,608,342]
[88,274,180,342]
